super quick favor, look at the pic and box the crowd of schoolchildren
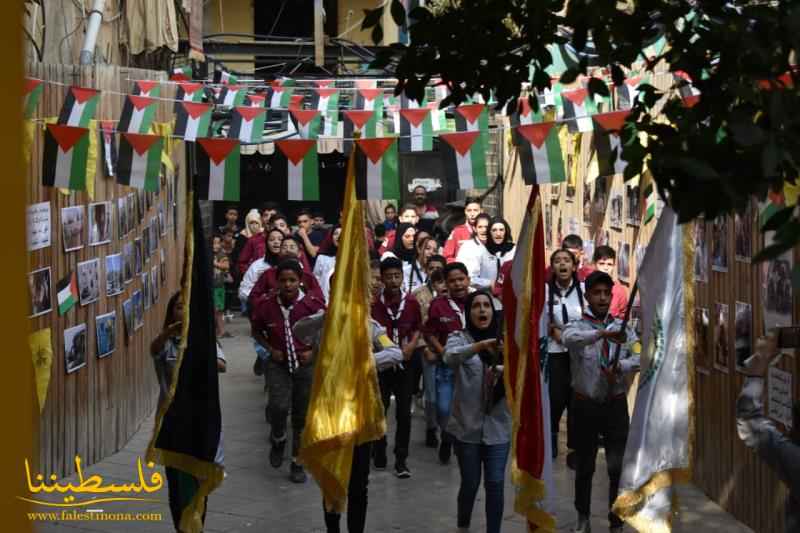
[157,185,645,533]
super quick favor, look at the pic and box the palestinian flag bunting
[266,86,295,108]
[509,97,543,145]
[118,95,157,134]
[57,87,100,127]
[196,138,240,201]
[290,110,323,140]
[593,111,631,177]
[174,102,212,141]
[439,131,489,190]
[245,93,266,107]
[42,124,90,190]
[132,80,161,97]
[398,108,433,152]
[215,70,238,85]
[24,79,44,119]
[560,88,597,133]
[343,110,380,154]
[617,76,648,110]
[644,182,657,223]
[354,138,400,200]
[117,133,163,192]
[515,123,566,185]
[454,104,489,133]
[217,85,246,107]
[56,271,79,315]
[674,71,701,107]
[356,88,384,112]
[311,88,339,112]
[170,65,192,81]
[229,107,267,143]
[274,140,320,201]
[175,82,205,103]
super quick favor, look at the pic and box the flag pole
[609,280,639,368]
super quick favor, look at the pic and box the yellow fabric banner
[28,328,53,414]
[298,151,386,513]
[23,120,35,167]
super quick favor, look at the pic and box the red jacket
[248,266,324,310]
[610,282,629,319]
[443,223,475,262]
[371,292,422,346]
[237,234,265,276]
[250,292,326,356]
[424,295,466,348]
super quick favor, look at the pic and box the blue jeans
[454,441,510,533]
[254,341,270,361]
[435,364,454,432]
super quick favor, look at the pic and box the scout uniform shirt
[425,294,467,350]
[371,290,422,349]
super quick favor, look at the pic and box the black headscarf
[485,217,515,257]
[464,290,506,407]
[392,223,417,263]
[317,225,341,257]
[464,290,500,344]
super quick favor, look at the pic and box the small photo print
[151,266,160,304]
[735,202,754,263]
[714,302,730,373]
[132,290,144,330]
[123,242,134,284]
[693,219,708,283]
[158,205,167,236]
[582,181,592,225]
[96,311,116,358]
[635,245,647,272]
[88,201,113,246]
[122,299,134,338]
[117,196,128,238]
[694,307,711,371]
[544,207,553,249]
[64,323,88,374]
[609,189,624,230]
[626,184,640,226]
[142,227,150,263]
[160,249,167,284]
[593,177,608,217]
[141,272,152,310]
[137,189,145,223]
[61,206,85,252]
[710,216,729,273]
[150,220,159,254]
[583,240,595,265]
[28,267,52,317]
[617,242,631,282]
[134,238,143,275]
[77,258,101,306]
[126,193,136,233]
[734,302,753,372]
[105,253,124,296]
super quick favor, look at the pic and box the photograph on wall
[714,302,730,373]
[617,242,631,282]
[134,238,143,275]
[61,206,84,252]
[160,249,167,284]
[151,266,160,304]
[565,179,576,202]
[550,183,561,202]
[88,201,112,246]
[122,298,134,338]
[734,201,754,263]
[694,307,711,371]
[734,302,753,372]
[95,311,116,358]
[761,199,794,335]
[598,229,611,247]
[126,193,136,233]
[629,292,643,336]
[141,272,152,310]
[28,267,52,318]
[26,201,51,252]
[544,207,553,249]
[710,216,729,273]
[105,253,124,297]
[693,219,708,283]
[149,220,159,255]
[582,181,592,225]
[64,323,88,374]
[768,365,793,429]
[137,189,145,223]
[567,216,580,236]
[142,227,150,263]
[583,240,595,265]
[593,176,608,216]
[609,189,624,230]
[132,290,144,330]
[626,183,641,226]
[635,244,647,273]
[117,196,128,238]
[123,242,134,283]
[100,120,117,178]
[556,212,563,248]
[158,204,167,236]
[77,258,100,306]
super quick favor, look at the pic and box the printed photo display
[122,298,134,338]
[693,219,709,283]
[96,311,116,358]
[151,266,160,304]
[609,189,624,230]
[617,242,631,282]
[123,242,134,283]
[132,289,144,330]
[117,196,128,237]
[64,323,88,374]
[626,184,640,226]
[710,216,729,273]
[61,206,84,252]
[141,272,152,310]
[734,202,754,262]
[105,253,124,296]
[582,180,592,225]
[694,307,711,371]
[734,302,753,372]
[27,201,51,252]
[88,201,113,246]
[77,258,100,306]
[714,302,730,372]
[28,267,52,317]
[593,176,608,216]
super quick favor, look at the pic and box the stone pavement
[32,317,753,533]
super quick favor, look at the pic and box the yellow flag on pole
[298,148,386,512]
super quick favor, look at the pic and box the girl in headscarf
[237,210,267,276]
[475,217,516,298]
[390,223,426,293]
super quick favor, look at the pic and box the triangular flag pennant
[290,110,323,140]
[560,88,597,133]
[617,76,649,110]
[29,328,53,414]
[593,110,631,177]
[356,88,384,112]
[229,106,267,143]
[174,82,205,112]
[117,133,163,191]
[245,93,266,107]
[174,102,212,141]
[400,92,427,109]
[644,182,657,223]
[289,94,305,111]
[343,110,381,155]
[216,85,246,107]
[509,96,543,144]
[56,272,79,315]
[215,70,238,85]
[266,86,295,108]
[316,79,335,87]
[170,65,192,81]
[427,100,450,132]
[132,80,161,98]
[674,71,701,107]
[355,79,377,90]
[57,86,100,127]
[439,131,489,191]
[42,124,90,190]
[118,95,158,134]
[398,108,433,152]
[24,79,44,119]
[312,88,340,112]
[454,103,489,133]
[274,140,320,201]
[516,122,566,185]
[354,138,400,200]
[196,138,240,201]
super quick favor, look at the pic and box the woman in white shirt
[474,217,516,296]
[456,213,491,283]
[312,226,341,304]
[391,223,426,293]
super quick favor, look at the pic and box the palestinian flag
[214,70,238,85]
[288,94,305,111]
[674,71,700,107]
[398,108,433,152]
[216,85,245,107]
[57,86,100,127]
[355,79,377,90]
[196,138,240,201]
[311,88,339,112]
[343,110,380,154]
[427,101,449,132]
[132,80,161,97]
[229,107,267,143]
[56,271,79,315]
[385,95,401,134]
[516,123,566,185]
[561,88,597,133]
[274,140,320,201]
[400,93,426,109]
[118,95,157,134]
[175,82,204,102]
[617,76,648,110]
[117,133,163,192]
[245,93,266,107]
[354,138,400,200]
[170,65,192,81]
[644,182,657,223]
[454,104,489,133]
[356,88,384,112]
[271,78,296,87]
[174,102,212,141]
[290,110,323,140]
[42,124,90,190]
[316,79,335,87]
[593,110,631,177]
[266,86,295,109]
[24,79,44,119]
[439,131,489,190]
[509,97,543,145]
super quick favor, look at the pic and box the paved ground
[32,317,753,533]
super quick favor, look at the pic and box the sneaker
[269,437,286,469]
[572,514,591,533]
[253,357,264,376]
[438,440,452,465]
[425,428,439,448]
[373,449,388,470]
[566,451,578,471]
[394,459,411,479]
[290,462,307,483]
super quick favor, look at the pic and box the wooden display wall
[26,64,187,479]
[501,74,798,533]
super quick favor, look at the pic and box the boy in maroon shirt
[424,262,471,464]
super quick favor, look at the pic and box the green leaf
[611,64,625,87]
[391,0,406,27]
[371,24,384,45]
[587,77,610,97]
[560,67,580,84]
[361,7,384,30]
[752,239,796,263]
[761,205,795,231]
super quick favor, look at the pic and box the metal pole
[609,281,639,368]
[79,0,105,65]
